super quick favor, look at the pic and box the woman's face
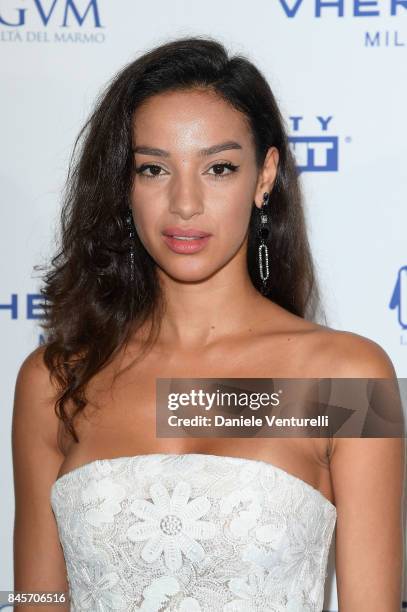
[130,87,277,283]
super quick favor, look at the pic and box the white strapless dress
[50,453,337,612]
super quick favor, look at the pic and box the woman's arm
[12,346,70,611]
[330,335,406,611]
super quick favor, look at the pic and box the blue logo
[275,0,405,48]
[389,265,407,330]
[0,0,102,27]
[0,0,104,43]
[288,116,339,173]
[0,294,44,319]
[277,0,405,18]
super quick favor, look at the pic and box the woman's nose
[168,176,204,219]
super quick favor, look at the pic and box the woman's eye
[135,162,239,180]
[135,164,167,178]
[206,163,239,178]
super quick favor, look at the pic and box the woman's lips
[162,234,212,254]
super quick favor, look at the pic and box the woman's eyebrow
[199,141,243,156]
[132,140,243,157]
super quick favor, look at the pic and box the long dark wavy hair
[36,36,325,442]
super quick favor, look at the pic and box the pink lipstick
[162,226,212,254]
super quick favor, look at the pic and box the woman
[12,36,405,611]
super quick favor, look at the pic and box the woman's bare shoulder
[267,302,396,378]
[13,345,64,452]
[15,344,55,395]
[308,325,397,378]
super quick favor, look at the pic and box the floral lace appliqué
[127,480,217,571]
[50,453,336,611]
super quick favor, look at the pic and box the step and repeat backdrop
[1,1,406,609]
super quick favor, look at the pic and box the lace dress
[50,453,337,611]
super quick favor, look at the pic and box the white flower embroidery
[268,507,326,596]
[235,460,262,485]
[224,567,288,612]
[81,477,126,527]
[127,481,217,571]
[241,543,277,571]
[50,454,336,609]
[178,596,201,611]
[255,516,287,548]
[220,487,262,537]
[74,564,125,611]
[135,575,202,612]
[136,575,178,611]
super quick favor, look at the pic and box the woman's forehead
[132,89,252,149]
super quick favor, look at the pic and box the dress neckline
[51,452,336,511]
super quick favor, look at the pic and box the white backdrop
[1,1,406,609]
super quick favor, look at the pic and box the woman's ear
[254,147,279,208]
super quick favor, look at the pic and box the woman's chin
[158,264,220,285]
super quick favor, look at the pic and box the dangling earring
[257,191,270,295]
[125,208,135,283]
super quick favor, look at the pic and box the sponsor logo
[276,0,406,48]
[0,0,105,44]
[0,293,44,319]
[288,116,339,173]
[389,266,407,345]
[277,0,405,18]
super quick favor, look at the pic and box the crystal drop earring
[125,208,135,283]
[257,191,270,295]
